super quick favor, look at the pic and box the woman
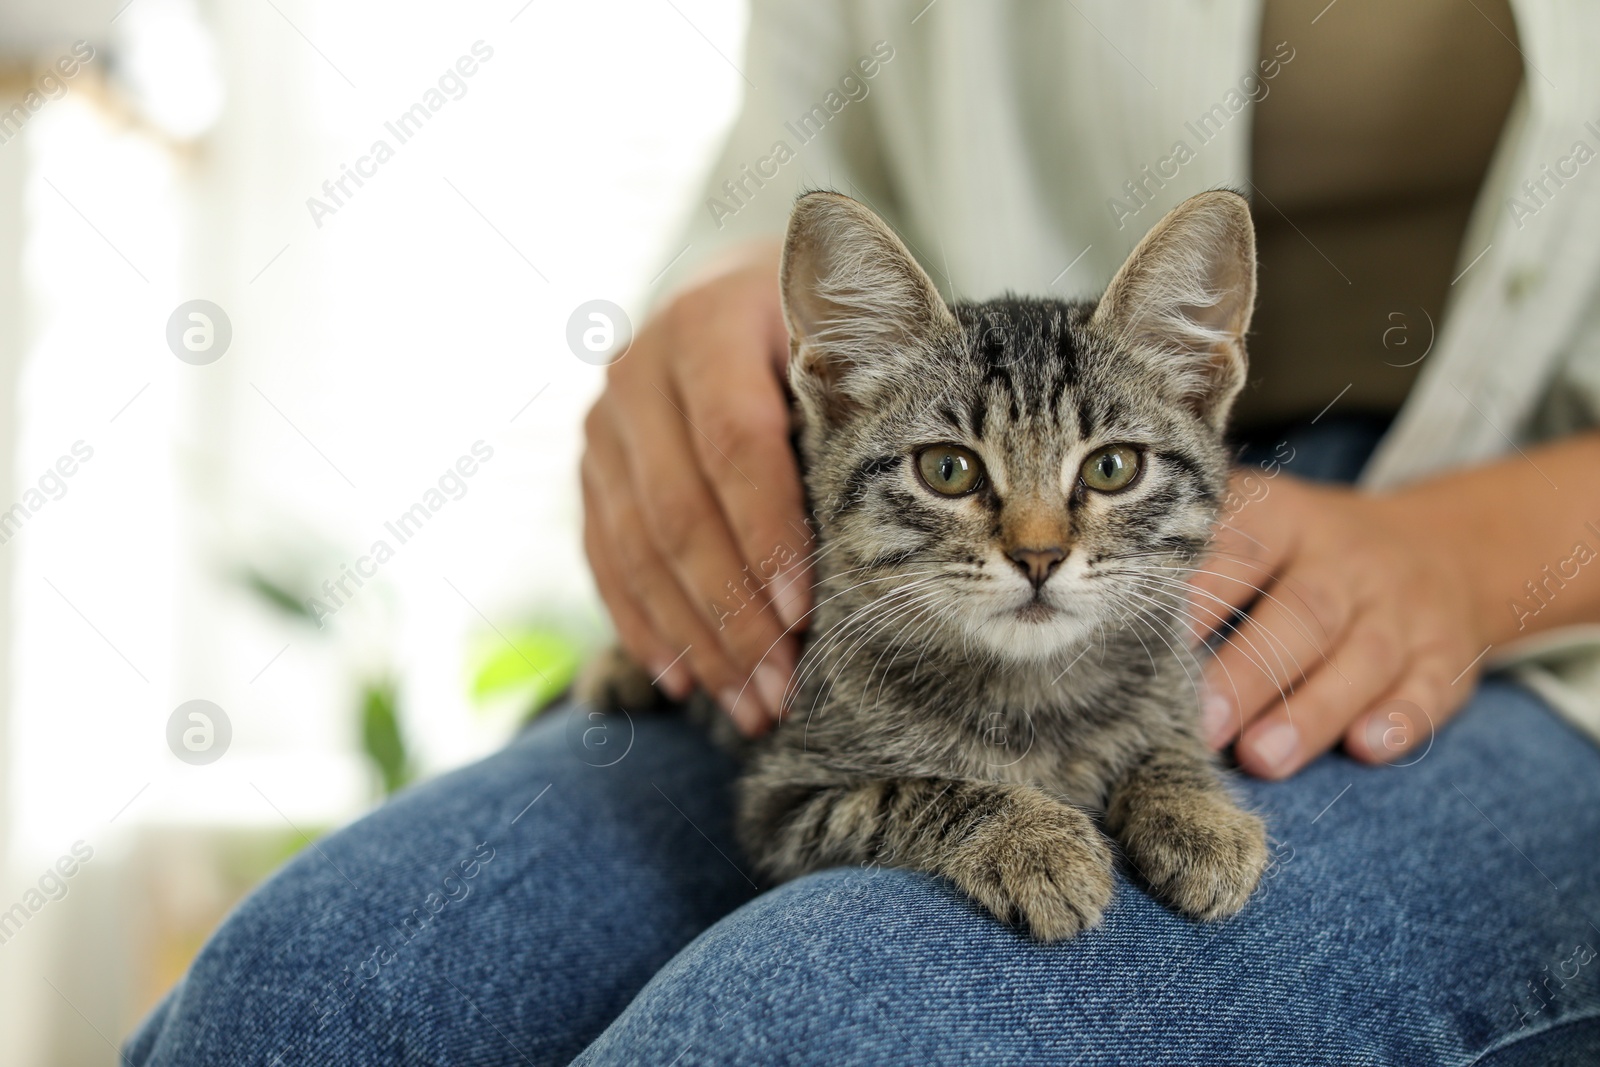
[128,2,1600,1062]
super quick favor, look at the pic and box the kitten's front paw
[1115,796,1267,921]
[949,800,1115,942]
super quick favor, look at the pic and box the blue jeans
[126,422,1600,1065]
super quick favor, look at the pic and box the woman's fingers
[672,293,814,632]
[583,402,770,735]
[581,483,685,696]
[1184,473,1495,780]
[577,242,806,728]
[1186,471,1297,644]
[1342,649,1464,765]
[1201,566,1356,747]
[1234,606,1409,779]
[611,374,796,721]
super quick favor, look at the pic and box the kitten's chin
[963,606,1095,663]
[1013,601,1056,624]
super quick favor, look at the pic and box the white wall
[0,71,28,1066]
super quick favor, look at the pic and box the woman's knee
[574,866,1109,1065]
[125,706,754,1063]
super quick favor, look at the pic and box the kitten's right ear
[1090,190,1256,432]
[781,192,958,424]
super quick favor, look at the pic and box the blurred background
[0,1,745,1061]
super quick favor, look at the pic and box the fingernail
[1201,691,1233,747]
[1358,699,1430,762]
[754,663,789,720]
[656,661,691,701]
[718,686,748,720]
[719,687,766,738]
[1249,719,1299,774]
[771,577,807,631]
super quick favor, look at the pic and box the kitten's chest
[792,616,1184,805]
[948,702,1141,810]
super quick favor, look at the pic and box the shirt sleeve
[1501,273,1600,749]
[646,0,896,303]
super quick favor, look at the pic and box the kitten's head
[781,190,1255,664]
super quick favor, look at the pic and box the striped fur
[591,191,1269,940]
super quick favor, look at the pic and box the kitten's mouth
[1012,600,1057,622]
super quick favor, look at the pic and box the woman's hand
[581,238,811,737]
[1190,469,1488,778]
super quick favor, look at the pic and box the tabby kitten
[598,189,1268,940]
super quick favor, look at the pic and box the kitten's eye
[915,444,984,496]
[1080,444,1141,492]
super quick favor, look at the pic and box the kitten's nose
[1007,546,1064,588]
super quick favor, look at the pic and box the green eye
[916,444,984,496]
[1080,444,1141,492]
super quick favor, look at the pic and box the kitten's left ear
[1090,190,1256,431]
[781,192,959,425]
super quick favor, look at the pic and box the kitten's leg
[1105,741,1269,921]
[739,768,1115,941]
[575,645,745,752]
[574,644,669,711]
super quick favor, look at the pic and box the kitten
[590,189,1269,941]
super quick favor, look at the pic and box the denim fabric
[1235,412,1394,484]
[127,419,1600,1065]
[574,681,1600,1066]
[124,686,1600,1066]
[124,709,757,1066]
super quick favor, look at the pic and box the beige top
[1237,0,1523,431]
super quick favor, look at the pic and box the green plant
[235,565,414,797]
[234,563,596,797]
[466,624,585,717]
[360,677,412,794]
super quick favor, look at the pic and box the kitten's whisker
[1109,576,1289,685]
[1130,566,1350,684]
[786,579,947,709]
[1097,546,1276,577]
[902,601,956,680]
[1103,596,1224,723]
[1111,585,1212,708]
[908,600,963,688]
[791,596,933,712]
[726,569,944,717]
[798,575,943,662]
[1125,608,1163,679]
[863,599,951,715]
[799,590,947,741]
[752,535,850,605]
[826,589,948,693]
[1118,575,1302,716]
[761,565,940,657]
[1113,560,1321,653]
[1119,573,1300,685]
[1214,520,1274,556]
[831,591,944,685]
[1114,571,1271,635]
[1093,567,1248,639]
[733,576,939,726]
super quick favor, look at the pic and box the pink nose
[1007,546,1064,588]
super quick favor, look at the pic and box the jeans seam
[1464,1009,1600,1066]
